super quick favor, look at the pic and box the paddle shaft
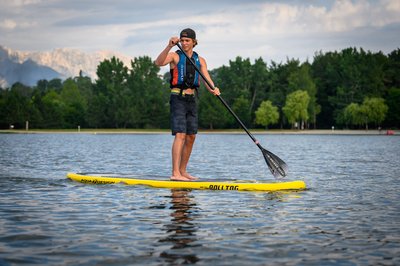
[175,43,259,146]
[175,42,288,178]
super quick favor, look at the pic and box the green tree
[198,91,231,129]
[384,49,400,89]
[127,56,169,128]
[283,90,310,129]
[75,76,93,103]
[288,63,320,128]
[312,47,389,128]
[93,56,128,128]
[232,95,251,128]
[344,97,388,129]
[312,51,341,128]
[362,97,388,129]
[249,57,269,114]
[48,78,63,91]
[214,57,252,103]
[210,58,250,128]
[60,78,88,128]
[268,59,301,103]
[36,79,49,95]
[267,59,301,128]
[211,57,269,128]
[87,93,108,128]
[41,90,65,128]
[254,100,279,129]
[343,103,364,127]
[385,88,400,128]
[0,83,39,129]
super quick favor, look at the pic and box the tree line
[1,47,399,130]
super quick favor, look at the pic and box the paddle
[175,42,288,179]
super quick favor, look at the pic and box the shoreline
[1,129,397,135]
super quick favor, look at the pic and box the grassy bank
[0,128,397,135]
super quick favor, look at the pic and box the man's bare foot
[170,175,193,181]
[181,172,198,180]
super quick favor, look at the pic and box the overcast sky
[1,0,399,69]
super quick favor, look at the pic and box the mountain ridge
[0,45,134,88]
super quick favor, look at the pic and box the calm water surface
[0,133,399,265]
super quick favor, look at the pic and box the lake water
[0,133,399,265]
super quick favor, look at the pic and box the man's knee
[175,133,187,141]
[185,134,196,143]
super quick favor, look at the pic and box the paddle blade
[261,148,288,179]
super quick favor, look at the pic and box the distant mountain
[0,45,133,88]
[0,46,62,88]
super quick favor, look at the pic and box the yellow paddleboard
[67,173,306,192]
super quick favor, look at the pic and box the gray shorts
[170,94,198,135]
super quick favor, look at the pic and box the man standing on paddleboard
[155,28,220,181]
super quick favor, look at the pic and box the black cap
[180,28,196,39]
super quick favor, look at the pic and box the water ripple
[0,134,399,265]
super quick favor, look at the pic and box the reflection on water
[160,189,199,264]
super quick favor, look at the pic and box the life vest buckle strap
[171,88,197,98]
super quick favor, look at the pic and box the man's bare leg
[179,134,198,180]
[170,133,191,181]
